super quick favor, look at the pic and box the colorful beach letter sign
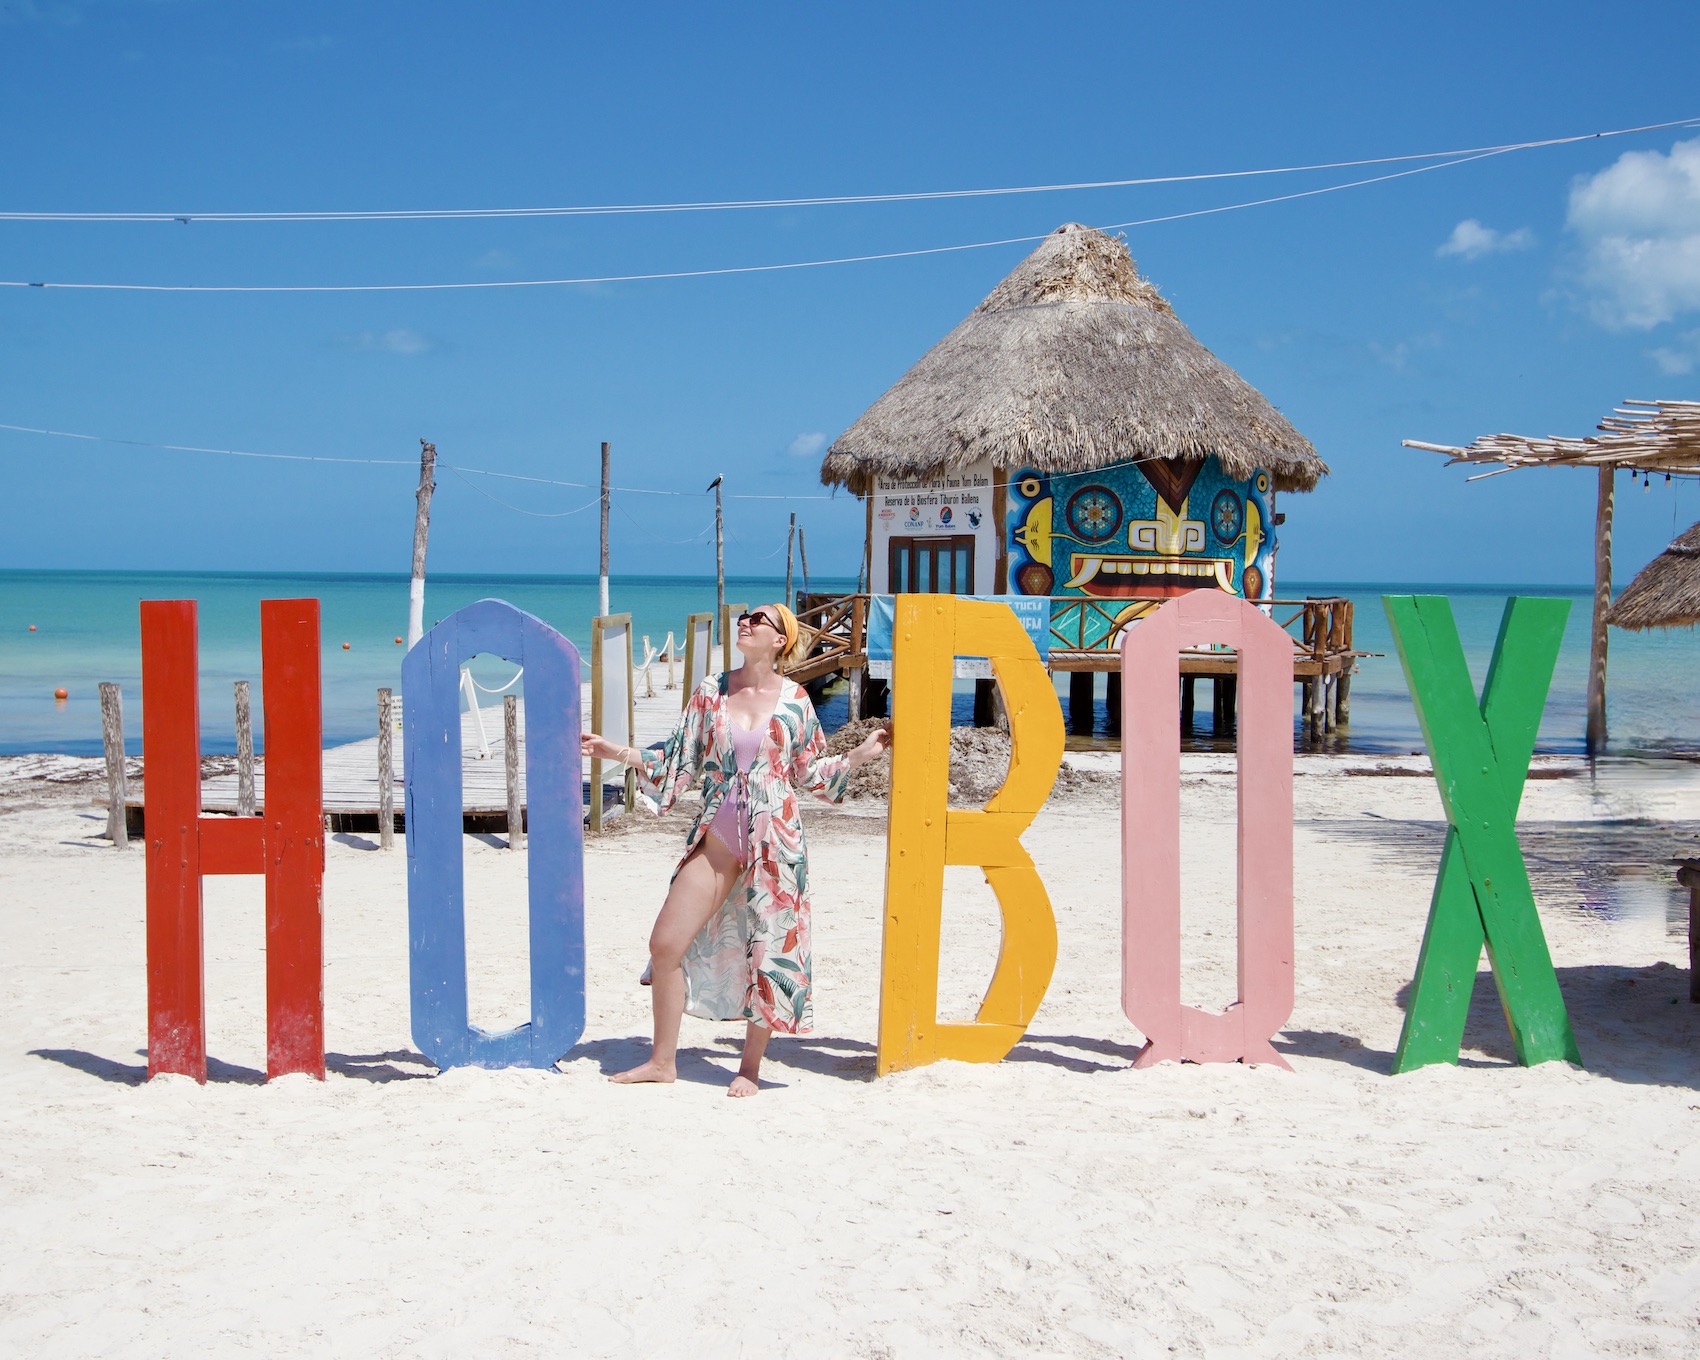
[877,595,1064,1076]
[140,598,325,1083]
[403,599,587,1069]
[1384,595,1580,1071]
[1119,591,1295,1068]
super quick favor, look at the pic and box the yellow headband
[772,603,799,657]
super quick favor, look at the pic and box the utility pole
[785,513,796,609]
[407,439,436,648]
[599,441,612,619]
[707,474,725,641]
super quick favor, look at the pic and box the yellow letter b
[876,596,1064,1076]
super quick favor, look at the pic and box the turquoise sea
[1,569,1696,758]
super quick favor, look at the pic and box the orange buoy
[394,636,404,645]
[28,625,36,631]
[53,687,68,700]
[341,642,351,650]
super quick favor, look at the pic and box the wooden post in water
[99,682,127,848]
[1586,466,1614,756]
[1180,675,1195,733]
[785,513,796,609]
[799,525,811,599]
[707,474,725,643]
[407,439,437,649]
[377,687,395,850]
[234,680,256,816]
[504,694,524,851]
[599,441,612,620]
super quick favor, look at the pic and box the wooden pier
[128,682,692,837]
[788,592,1366,742]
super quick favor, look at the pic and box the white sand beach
[3,751,1699,1357]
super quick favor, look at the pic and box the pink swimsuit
[707,722,764,864]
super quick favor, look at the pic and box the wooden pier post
[377,687,395,850]
[1105,670,1122,738]
[1068,671,1095,736]
[599,441,612,620]
[848,668,864,723]
[1180,675,1195,732]
[98,682,127,848]
[407,439,436,649]
[1220,675,1238,736]
[1308,675,1325,742]
[786,513,796,608]
[1586,466,1614,756]
[1335,603,1353,723]
[1676,861,1700,1003]
[504,694,524,851]
[1324,672,1339,732]
[707,474,725,639]
[234,680,256,816]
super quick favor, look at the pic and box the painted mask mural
[1005,457,1276,650]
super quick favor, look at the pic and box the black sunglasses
[737,610,780,632]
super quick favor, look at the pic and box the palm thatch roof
[1406,400,1700,477]
[1605,519,1700,631]
[820,223,1327,495]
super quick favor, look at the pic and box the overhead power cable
[0,419,842,499]
[0,115,1692,223]
[0,137,1616,295]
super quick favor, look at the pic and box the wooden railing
[785,592,1361,681]
[787,592,869,685]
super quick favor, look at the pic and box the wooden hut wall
[868,458,999,595]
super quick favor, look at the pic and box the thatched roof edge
[1605,520,1700,631]
[820,223,1327,496]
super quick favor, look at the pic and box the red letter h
[140,599,324,1082]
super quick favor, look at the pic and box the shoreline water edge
[2,568,1698,759]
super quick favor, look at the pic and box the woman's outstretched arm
[581,677,716,816]
[789,705,890,804]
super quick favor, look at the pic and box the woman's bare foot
[609,1059,675,1084]
[727,1074,760,1097]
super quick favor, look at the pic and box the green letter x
[1383,596,1582,1073]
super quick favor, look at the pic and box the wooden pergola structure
[1406,398,1700,753]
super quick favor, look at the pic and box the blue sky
[2,1,1698,586]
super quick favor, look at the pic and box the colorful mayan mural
[1005,456,1276,650]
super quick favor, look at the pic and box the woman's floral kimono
[636,674,852,1034]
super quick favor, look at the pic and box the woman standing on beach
[580,603,892,1097]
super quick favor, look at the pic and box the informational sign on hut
[870,459,999,597]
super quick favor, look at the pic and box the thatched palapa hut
[805,222,1342,732]
[1606,520,1700,631]
[820,222,1327,655]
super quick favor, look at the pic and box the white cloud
[1566,136,1700,329]
[1649,328,1700,375]
[344,328,433,356]
[787,431,826,457]
[1436,219,1534,260]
